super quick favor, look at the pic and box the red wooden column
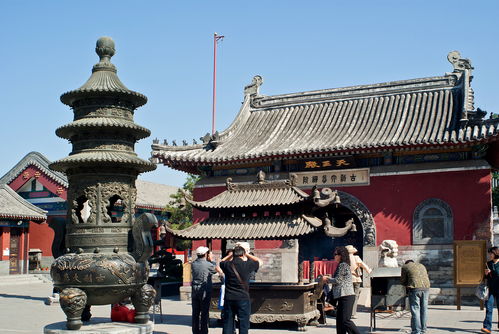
[23,226,29,274]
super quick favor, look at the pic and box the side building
[0,151,178,274]
[152,51,499,303]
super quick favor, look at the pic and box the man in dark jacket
[220,245,262,334]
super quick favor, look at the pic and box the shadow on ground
[427,327,481,333]
[155,314,191,326]
[0,293,46,302]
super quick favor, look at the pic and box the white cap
[235,242,251,253]
[196,246,209,255]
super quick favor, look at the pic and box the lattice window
[413,198,453,244]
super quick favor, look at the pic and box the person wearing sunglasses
[323,246,361,334]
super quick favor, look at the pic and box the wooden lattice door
[9,229,21,274]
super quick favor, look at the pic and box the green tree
[163,174,200,250]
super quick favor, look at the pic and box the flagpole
[212,32,224,135]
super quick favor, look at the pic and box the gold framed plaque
[453,240,487,287]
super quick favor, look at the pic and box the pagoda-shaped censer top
[50,36,156,253]
[48,37,157,330]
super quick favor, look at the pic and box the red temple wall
[192,167,492,249]
[28,222,54,256]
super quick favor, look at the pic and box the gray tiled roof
[135,180,178,210]
[165,214,320,240]
[187,179,310,209]
[0,184,47,221]
[0,152,68,187]
[151,55,499,171]
[60,50,147,107]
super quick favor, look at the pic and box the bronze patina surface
[209,282,323,331]
[49,37,156,330]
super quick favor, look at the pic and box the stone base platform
[43,320,153,334]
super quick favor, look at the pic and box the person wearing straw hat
[345,245,371,318]
[191,246,223,334]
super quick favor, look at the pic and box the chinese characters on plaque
[294,168,370,187]
[301,157,356,170]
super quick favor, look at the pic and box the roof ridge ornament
[200,131,220,149]
[447,51,474,126]
[256,170,266,184]
[244,75,263,96]
[447,51,473,73]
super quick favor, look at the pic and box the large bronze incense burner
[49,37,157,330]
[210,282,324,331]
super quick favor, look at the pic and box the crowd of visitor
[190,243,432,334]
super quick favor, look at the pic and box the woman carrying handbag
[481,247,499,334]
[323,246,361,334]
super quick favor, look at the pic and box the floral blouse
[328,262,355,299]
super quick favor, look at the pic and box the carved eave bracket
[312,187,341,208]
[323,217,356,237]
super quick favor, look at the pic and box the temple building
[0,151,178,274]
[152,51,499,303]
[0,184,47,275]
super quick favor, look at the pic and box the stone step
[0,274,46,285]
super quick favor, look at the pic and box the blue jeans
[408,289,429,334]
[222,299,251,334]
[483,293,499,330]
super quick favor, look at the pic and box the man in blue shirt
[191,246,222,334]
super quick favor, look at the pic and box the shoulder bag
[231,261,249,292]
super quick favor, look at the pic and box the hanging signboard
[293,168,370,187]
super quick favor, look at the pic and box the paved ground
[0,280,491,333]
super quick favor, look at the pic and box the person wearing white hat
[345,245,371,318]
[191,246,222,334]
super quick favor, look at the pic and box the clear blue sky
[1,1,498,187]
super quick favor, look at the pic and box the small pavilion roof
[0,184,47,221]
[186,175,310,210]
[60,37,147,108]
[151,51,499,172]
[49,151,156,174]
[165,214,322,240]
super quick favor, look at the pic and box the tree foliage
[163,174,200,250]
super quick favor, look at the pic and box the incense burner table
[209,282,321,331]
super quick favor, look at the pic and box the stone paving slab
[0,281,490,334]
[44,321,153,334]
